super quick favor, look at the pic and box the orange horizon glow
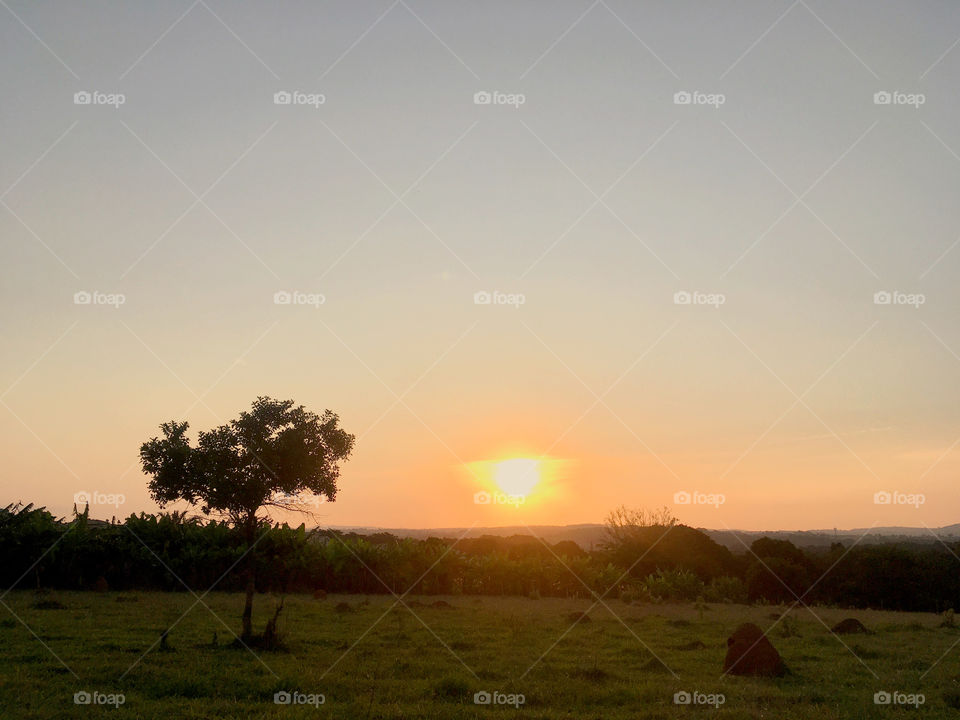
[3,3,959,534]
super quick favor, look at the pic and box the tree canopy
[140,396,355,526]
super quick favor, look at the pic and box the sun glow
[492,458,541,497]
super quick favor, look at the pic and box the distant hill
[330,523,610,549]
[703,525,960,551]
[328,523,960,551]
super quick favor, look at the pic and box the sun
[493,458,541,497]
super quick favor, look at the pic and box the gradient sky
[2,1,960,531]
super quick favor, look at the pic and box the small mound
[334,602,354,613]
[642,656,671,673]
[30,599,66,610]
[565,611,591,623]
[831,618,869,635]
[571,666,611,682]
[850,643,881,659]
[431,600,453,609]
[433,677,470,701]
[723,623,786,677]
[230,635,288,652]
[674,640,707,651]
[944,689,960,710]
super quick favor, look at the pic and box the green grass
[1,592,958,718]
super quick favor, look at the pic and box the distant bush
[641,569,705,602]
[4,501,960,613]
[705,576,747,604]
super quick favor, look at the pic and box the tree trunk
[241,571,255,641]
[240,513,257,641]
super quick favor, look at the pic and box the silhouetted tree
[600,506,737,583]
[139,396,354,640]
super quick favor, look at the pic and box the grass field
[1,591,957,718]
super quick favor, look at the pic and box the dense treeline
[2,503,959,612]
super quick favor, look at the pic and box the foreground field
[1,592,958,718]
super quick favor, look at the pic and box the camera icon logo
[873,291,891,305]
[274,691,292,704]
[874,691,892,705]
[674,91,692,105]
[873,491,892,505]
[74,691,92,705]
[673,490,691,505]
[474,291,492,305]
[273,291,292,305]
[474,690,492,704]
[673,290,691,305]
[873,91,892,105]
[274,91,292,105]
[473,91,492,105]
[673,691,692,705]
[74,291,92,305]
[74,491,91,506]
[474,491,492,505]
[74,91,92,105]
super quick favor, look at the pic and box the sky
[2,1,960,531]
